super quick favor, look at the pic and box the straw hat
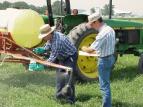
[39,24,55,39]
[88,12,101,24]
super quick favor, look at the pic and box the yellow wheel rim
[77,33,98,79]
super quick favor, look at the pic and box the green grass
[0,55,143,107]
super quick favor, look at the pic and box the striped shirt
[44,31,77,62]
[90,23,115,57]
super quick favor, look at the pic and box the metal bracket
[0,53,10,66]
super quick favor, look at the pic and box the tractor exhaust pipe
[46,0,54,26]
[109,0,112,19]
[65,0,71,14]
[61,0,63,15]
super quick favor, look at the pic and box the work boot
[66,99,75,104]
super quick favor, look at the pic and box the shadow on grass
[0,72,56,87]
[111,64,140,82]
[112,100,143,107]
[76,93,101,102]
[53,94,101,107]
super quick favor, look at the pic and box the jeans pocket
[98,59,109,71]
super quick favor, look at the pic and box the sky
[0,0,143,16]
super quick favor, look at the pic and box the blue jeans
[98,55,115,107]
[56,52,78,102]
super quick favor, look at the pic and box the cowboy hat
[88,12,101,24]
[38,24,55,39]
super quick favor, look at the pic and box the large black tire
[68,23,98,81]
[138,54,143,74]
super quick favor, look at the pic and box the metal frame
[0,32,42,64]
[0,31,71,71]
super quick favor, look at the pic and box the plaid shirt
[44,31,77,62]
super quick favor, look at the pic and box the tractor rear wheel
[138,54,143,74]
[68,23,98,81]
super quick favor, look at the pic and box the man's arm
[81,46,96,54]
[47,40,60,62]
[32,42,51,55]
[44,42,51,50]
[47,50,58,62]
[81,34,106,54]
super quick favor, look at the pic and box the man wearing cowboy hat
[36,24,77,104]
[82,12,115,107]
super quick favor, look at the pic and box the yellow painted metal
[77,33,98,79]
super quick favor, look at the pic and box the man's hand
[81,46,88,52]
[33,47,46,54]
[81,46,96,53]
[29,62,45,71]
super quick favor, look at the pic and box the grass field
[0,55,143,107]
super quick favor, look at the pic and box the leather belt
[99,54,113,58]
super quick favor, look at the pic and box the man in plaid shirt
[36,24,77,104]
[44,31,77,63]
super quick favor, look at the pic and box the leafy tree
[52,0,66,15]
[101,4,114,16]
[0,0,66,15]
[29,5,38,11]
[37,6,47,14]
[0,1,47,14]
[90,7,95,14]
[11,2,29,9]
[0,3,2,9]
[1,1,12,9]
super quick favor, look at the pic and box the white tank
[0,8,44,48]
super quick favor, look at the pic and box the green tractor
[44,0,143,81]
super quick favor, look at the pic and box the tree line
[0,1,113,16]
[0,1,47,14]
[0,1,66,15]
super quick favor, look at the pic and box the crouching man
[35,24,77,104]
